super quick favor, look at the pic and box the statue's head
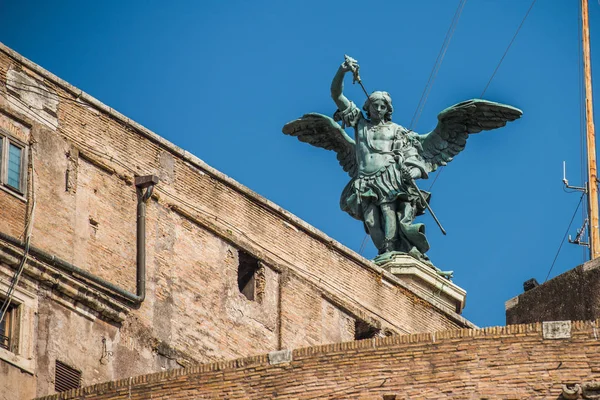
[363,91,393,122]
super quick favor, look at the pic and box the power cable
[427,167,444,191]
[480,0,537,97]
[409,0,467,130]
[429,0,537,192]
[359,0,467,254]
[358,234,369,255]
[0,153,36,325]
[544,193,585,282]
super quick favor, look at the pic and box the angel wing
[282,113,357,177]
[417,99,522,172]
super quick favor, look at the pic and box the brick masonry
[0,43,473,399]
[35,320,600,400]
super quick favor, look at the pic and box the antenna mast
[582,0,600,259]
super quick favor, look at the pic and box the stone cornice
[0,241,128,323]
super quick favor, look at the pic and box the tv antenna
[562,161,589,248]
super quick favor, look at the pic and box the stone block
[378,254,466,314]
[542,321,571,339]
[268,349,292,365]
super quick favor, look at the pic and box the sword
[406,178,447,236]
[347,54,447,235]
[344,55,369,98]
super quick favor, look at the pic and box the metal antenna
[563,161,589,248]
[563,161,587,192]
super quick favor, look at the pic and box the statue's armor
[337,102,429,215]
[337,102,431,255]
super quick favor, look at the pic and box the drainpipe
[0,175,158,306]
[134,175,158,303]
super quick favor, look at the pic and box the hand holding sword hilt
[343,54,361,84]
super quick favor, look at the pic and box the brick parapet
[36,319,600,400]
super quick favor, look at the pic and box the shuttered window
[55,360,82,392]
[0,303,15,351]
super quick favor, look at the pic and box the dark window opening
[355,319,380,340]
[237,250,260,301]
[55,360,81,393]
[0,303,15,351]
[383,396,397,400]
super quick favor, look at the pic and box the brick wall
[36,320,600,400]
[0,42,472,399]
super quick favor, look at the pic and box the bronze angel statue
[283,55,522,266]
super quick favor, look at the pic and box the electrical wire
[358,234,369,255]
[0,151,36,325]
[409,0,467,130]
[359,0,468,254]
[480,0,537,97]
[544,193,585,283]
[428,0,537,193]
[427,167,444,191]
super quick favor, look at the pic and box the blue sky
[1,0,597,327]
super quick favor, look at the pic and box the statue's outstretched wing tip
[282,113,334,135]
[422,98,522,171]
[471,98,523,117]
[281,113,357,177]
[438,99,523,125]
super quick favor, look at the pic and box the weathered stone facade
[506,257,600,325]
[0,43,472,400]
[36,320,600,400]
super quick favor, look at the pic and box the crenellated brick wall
[36,320,600,400]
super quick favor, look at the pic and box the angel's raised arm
[330,57,358,111]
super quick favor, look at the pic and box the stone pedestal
[378,254,466,314]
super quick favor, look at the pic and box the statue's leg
[380,202,397,252]
[362,202,384,252]
[398,201,415,225]
[397,201,430,257]
[395,201,415,253]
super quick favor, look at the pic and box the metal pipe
[0,175,158,306]
[136,189,146,302]
[134,176,157,302]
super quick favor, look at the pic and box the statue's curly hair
[363,91,394,122]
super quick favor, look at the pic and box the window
[0,302,16,352]
[354,319,380,340]
[0,282,34,374]
[0,131,27,195]
[237,250,264,302]
[55,360,82,392]
[238,250,259,301]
